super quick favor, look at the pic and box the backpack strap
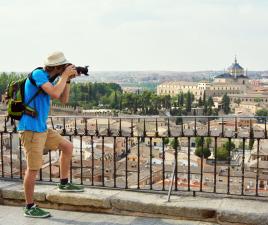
[28,67,55,87]
[28,67,43,87]
[24,88,43,107]
[22,67,45,117]
[23,67,56,117]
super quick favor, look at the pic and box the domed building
[157,57,250,100]
[214,57,249,85]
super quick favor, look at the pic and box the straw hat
[44,51,69,66]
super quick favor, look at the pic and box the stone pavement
[1,180,268,225]
[0,205,218,225]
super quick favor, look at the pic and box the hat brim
[44,59,69,67]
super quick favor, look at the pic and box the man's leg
[45,129,84,192]
[23,169,50,218]
[20,131,46,204]
[45,129,73,179]
[20,131,50,218]
[57,138,84,191]
[24,169,38,204]
[58,138,73,179]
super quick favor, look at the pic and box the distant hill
[74,70,266,89]
[1,70,266,92]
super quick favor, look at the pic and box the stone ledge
[1,184,56,202]
[217,198,268,225]
[110,191,219,221]
[0,180,268,225]
[46,188,120,208]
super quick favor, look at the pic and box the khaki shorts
[19,128,64,170]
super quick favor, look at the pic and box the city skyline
[1,0,268,72]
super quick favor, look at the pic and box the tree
[249,126,254,150]
[205,137,212,149]
[175,117,182,125]
[256,109,268,122]
[178,92,184,107]
[198,97,203,106]
[113,91,119,109]
[67,82,122,109]
[171,97,178,109]
[122,93,136,113]
[223,141,235,152]
[249,139,254,150]
[185,91,193,112]
[215,147,229,160]
[150,94,161,115]
[163,138,169,146]
[214,140,235,161]
[163,95,171,110]
[195,137,204,148]
[170,138,179,150]
[207,96,214,107]
[256,109,268,117]
[207,96,214,115]
[203,91,206,103]
[194,137,212,159]
[222,93,230,114]
[119,95,123,110]
[195,146,211,159]
[175,108,183,125]
[203,101,208,115]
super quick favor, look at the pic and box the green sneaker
[58,183,84,192]
[23,205,51,218]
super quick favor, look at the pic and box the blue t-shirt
[18,69,52,132]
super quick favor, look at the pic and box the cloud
[0,0,268,71]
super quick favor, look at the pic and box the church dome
[227,57,244,76]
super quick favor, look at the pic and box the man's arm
[59,83,71,104]
[41,65,77,100]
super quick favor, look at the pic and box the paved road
[0,205,218,225]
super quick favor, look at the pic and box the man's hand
[62,64,78,81]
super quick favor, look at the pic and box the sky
[0,0,268,72]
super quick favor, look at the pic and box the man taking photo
[18,51,84,218]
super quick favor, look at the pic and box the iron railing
[0,115,268,198]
